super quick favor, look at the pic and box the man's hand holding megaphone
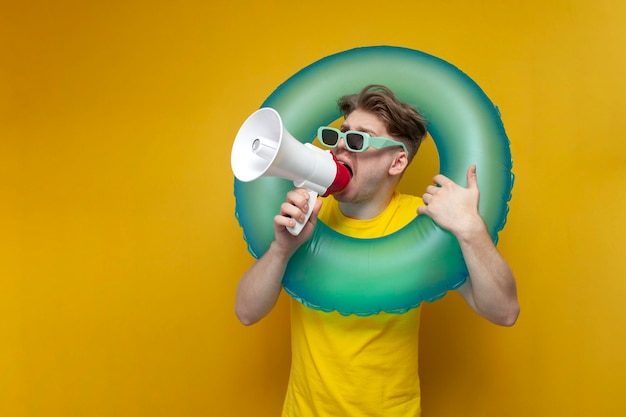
[271,188,324,257]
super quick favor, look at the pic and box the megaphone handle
[286,190,318,236]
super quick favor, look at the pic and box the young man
[235,85,520,417]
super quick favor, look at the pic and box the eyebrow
[340,123,377,136]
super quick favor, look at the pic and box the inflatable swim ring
[234,46,513,316]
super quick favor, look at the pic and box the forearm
[235,242,291,326]
[420,167,519,325]
[235,190,322,326]
[455,223,520,326]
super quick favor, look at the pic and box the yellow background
[2,1,626,416]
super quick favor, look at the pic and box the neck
[338,190,397,220]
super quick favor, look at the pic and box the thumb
[466,165,478,189]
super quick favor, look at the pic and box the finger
[274,213,297,229]
[432,173,454,187]
[286,189,310,212]
[466,165,478,189]
[303,199,323,230]
[279,201,307,223]
[425,185,439,195]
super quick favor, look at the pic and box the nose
[335,137,348,152]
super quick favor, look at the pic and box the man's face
[330,109,404,204]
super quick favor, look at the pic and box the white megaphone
[231,107,351,235]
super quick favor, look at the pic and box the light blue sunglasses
[317,126,408,154]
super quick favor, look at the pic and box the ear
[388,151,409,176]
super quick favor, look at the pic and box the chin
[331,191,349,203]
[332,189,358,204]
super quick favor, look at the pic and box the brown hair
[337,85,428,162]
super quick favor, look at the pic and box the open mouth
[339,161,353,177]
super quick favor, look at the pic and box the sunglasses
[317,126,408,154]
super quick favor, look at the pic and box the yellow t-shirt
[282,192,423,417]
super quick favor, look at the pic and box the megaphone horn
[231,107,351,235]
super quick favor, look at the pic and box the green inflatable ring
[234,46,513,316]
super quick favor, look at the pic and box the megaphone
[231,107,351,235]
